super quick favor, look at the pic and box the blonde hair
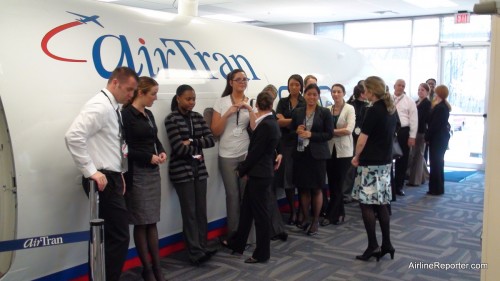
[363,76,396,114]
[433,85,452,111]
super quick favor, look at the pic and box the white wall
[481,15,500,281]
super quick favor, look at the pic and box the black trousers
[229,177,273,262]
[394,127,410,192]
[83,172,130,281]
[173,178,209,262]
[325,150,351,221]
[429,135,450,195]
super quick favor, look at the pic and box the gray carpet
[120,172,484,281]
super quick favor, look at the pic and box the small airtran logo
[41,11,260,80]
[23,236,64,249]
[41,11,103,63]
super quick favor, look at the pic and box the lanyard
[101,90,124,138]
[230,94,246,126]
[145,113,158,155]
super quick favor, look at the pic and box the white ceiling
[106,0,480,26]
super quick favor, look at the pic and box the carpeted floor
[120,172,485,281]
[444,170,477,182]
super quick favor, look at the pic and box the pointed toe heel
[380,247,395,260]
[356,247,381,262]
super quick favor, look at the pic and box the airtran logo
[23,236,64,249]
[41,11,260,80]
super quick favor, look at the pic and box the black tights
[300,189,323,232]
[134,224,165,281]
[359,204,392,251]
[285,188,296,221]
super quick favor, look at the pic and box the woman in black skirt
[122,76,167,281]
[290,83,333,236]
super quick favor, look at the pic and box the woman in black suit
[407,83,432,186]
[425,85,451,195]
[224,91,281,263]
[291,83,334,236]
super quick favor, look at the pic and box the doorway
[0,98,16,277]
[440,45,489,170]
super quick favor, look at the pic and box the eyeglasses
[232,78,250,83]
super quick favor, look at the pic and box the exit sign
[455,12,470,24]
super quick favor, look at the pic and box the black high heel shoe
[306,222,319,236]
[271,232,288,241]
[141,267,155,281]
[288,213,297,225]
[356,247,381,262]
[333,216,345,225]
[302,222,311,232]
[380,246,395,260]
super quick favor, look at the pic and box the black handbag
[392,111,403,159]
[392,134,403,159]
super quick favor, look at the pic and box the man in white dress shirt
[393,79,418,196]
[65,67,138,281]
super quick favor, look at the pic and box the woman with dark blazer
[223,91,281,263]
[291,83,334,236]
[408,83,432,186]
[165,84,216,265]
[122,77,167,281]
[425,85,451,195]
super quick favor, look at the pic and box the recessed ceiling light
[373,10,399,15]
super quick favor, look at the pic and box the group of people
[65,67,218,281]
[64,66,453,280]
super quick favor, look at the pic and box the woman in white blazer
[322,83,356,226]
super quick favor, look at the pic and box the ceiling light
[403,0,458,8]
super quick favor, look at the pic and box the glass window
[315,23,343,41]
[344,20,412,48]
[410,47,439,98]
[441,15,491,43]
[412,18,440,45]
[357,48,411,90]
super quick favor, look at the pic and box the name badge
[233,127,243,137]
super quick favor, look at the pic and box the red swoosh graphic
[41,21,87,62]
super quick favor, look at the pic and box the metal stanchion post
[89,180,99,220]
[88,180,105,280]
[90,219,105,281]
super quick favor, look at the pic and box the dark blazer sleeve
[238,117,279,177]
[122,107,156,164]
[238,120,271,176]
[425,102,449,142]
[310,107,334,142]
[147,110,166,155]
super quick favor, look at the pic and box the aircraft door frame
[0,98,16,277]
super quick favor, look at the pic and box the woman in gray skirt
[122,76,167,281]
[165,84,216,265]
